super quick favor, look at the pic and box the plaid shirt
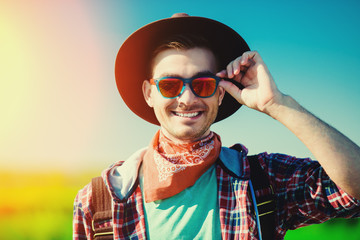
[73,145,360,239]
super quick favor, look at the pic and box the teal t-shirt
[140,164,221,240]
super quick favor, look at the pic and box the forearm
[266,94,360,199]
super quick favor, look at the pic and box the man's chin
[167,126,210,142]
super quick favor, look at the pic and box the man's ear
[142,80,154,107]
[218,86,226,106]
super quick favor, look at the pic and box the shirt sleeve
[73,183,94,240]
[257,152,360,231]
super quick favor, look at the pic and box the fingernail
[217,70,226,77]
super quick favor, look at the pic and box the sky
[1,0,359,173]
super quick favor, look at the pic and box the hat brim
[115,16,250,125]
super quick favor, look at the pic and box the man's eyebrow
[157,73,183,78]
[193,71,215,78]
[157,71,215,79]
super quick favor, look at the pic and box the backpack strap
[248,155,276,240]
[229,144,276,240]
[91,176,114,240]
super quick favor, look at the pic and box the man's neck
[160,128,212,145]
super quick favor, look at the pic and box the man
[73,13,360,239]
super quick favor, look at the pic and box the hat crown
[171,13,189,18]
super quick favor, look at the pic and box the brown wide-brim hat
[115,13,250,125]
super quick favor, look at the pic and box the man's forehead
[151,48,217,78]
[156,70,216,79]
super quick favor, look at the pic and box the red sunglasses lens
[158,78,183,98]
[192,77,217,97]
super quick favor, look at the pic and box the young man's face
[143,47,225,142]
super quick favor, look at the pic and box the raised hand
[217,51,282,114]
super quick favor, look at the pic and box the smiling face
[143,47,225,143]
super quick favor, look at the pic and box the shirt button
[249,226,254,232]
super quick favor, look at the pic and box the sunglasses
[150,75,222,99]
[150,75,244,99]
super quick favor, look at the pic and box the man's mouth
[173,111,202,118]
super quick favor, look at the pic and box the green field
[1,171,359,240]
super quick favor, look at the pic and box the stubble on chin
[162,115,216,143]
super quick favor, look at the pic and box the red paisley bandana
[143,130,221,203]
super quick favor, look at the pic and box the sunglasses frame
[150,75,221,99]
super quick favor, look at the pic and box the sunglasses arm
[222,78,244,90]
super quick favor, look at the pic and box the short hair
[147,34,219,78]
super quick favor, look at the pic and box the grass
[284,218,360,240]
[0,210,71,240]
[0,170,92,240]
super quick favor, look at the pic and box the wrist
[263,93,294,120]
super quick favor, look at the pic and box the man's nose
[177,84,198,105]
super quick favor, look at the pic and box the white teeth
[175,112,200,118]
